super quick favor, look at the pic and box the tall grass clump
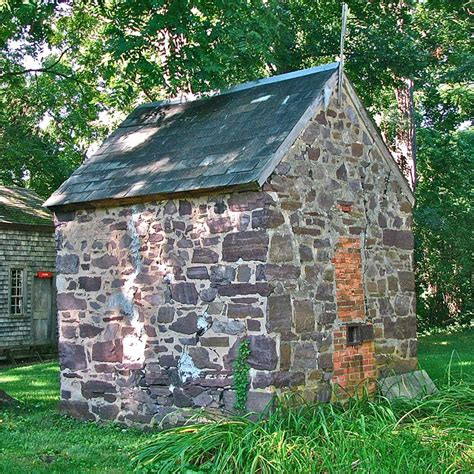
[133,380,473,473]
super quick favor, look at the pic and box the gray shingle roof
[45,62,339,209]
[0,186,53,227]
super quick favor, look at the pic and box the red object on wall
[37,271,53,279]
[337,202,353,213]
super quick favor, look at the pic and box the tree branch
[1,46,70,77]
[0,47,91,88]
[129,76,156,102]
[1,67,92,88]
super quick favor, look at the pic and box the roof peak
[224,61,339,95]
[136,62,340,111]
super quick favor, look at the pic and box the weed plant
[133,380,473,473]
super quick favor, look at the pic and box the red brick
[332,237,377,397]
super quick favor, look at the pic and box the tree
[1,0,472,325]
[1,1,107,196]
[415,128,473,329]
[1,0,283,196]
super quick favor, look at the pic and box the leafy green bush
[132,381,473,473]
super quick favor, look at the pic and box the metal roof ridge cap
[135,95,200,109]
[134,61,340,111]
[221,61,339,95]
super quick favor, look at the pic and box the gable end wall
[261,84,416,398]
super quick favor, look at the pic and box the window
[347,324,362,345]
[346,323,375,346]
[10,269,24,315]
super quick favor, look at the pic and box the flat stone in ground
[378,370,437,400]
[0,389,17,406]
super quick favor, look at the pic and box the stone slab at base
[0,343,58,364]
[378,370,437,400]
[0,389,18,407]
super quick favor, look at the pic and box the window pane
[10,269,24,315]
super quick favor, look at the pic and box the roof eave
[0,222,54,233]
[45,180,261,213]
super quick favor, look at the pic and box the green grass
[134,386,473,473]
[1,329,473,473]
[418,329,474,384]
[0,362,148,473]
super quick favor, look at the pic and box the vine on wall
[233,338,251,413]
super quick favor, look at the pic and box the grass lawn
[0,329,472,473]
[0,362,148,473]
[418,329,474,384]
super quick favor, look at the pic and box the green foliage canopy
[1,0,472,325]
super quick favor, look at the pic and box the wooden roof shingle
[0,186,53,229]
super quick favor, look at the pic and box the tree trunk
[393,77,417,190]
[0,389,17,405]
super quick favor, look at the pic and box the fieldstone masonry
[55,88,416,426]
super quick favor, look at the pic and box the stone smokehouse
[45,62,417,426]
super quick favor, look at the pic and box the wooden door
[32,276,53,344]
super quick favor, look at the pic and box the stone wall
[56,85,416,426]
[0,227,56,348]
[56,193,280,425]
[259,87,417,402]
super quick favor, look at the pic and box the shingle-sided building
[45,63,417,426]
[0,186,57,357]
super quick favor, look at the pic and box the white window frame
[9,268,25,316]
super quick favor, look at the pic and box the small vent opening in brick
[347,324,362,346]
